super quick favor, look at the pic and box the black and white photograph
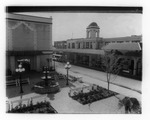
[5,5,143,115]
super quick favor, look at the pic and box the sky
[18,12,142,43]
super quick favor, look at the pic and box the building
[54,22,142,80]
[54,41,67,49]
[6,13,53,75]
[103,43,142,78]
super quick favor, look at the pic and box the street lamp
[46,58,50,70]
[16,63,25,94]
[65,62,71,85]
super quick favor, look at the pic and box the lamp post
[16,63,25,94]
[46,58,50,70]
[65,62,71,85]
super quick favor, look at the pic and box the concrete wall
[12,23,34,51]
[6,14,53,73]
[7,20,52,51]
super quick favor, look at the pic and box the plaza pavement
[55,62,141,101]
[6,62,142,113]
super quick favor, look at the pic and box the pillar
[133,58,138,76]
[49,23,52,49]
[10,56,15,74]
[89,55,92,67]
[6,56,10,70]
[86,30,88,38]
[92,42,96,49]
[81,42,84,49]
[74,54,77,64]
[75,42,78,49]
[86,30,89,38]
[97,29,100,38]
[36,55,41,72]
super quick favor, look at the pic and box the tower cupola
[86,22,100,38]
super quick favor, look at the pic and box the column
[10,56,15,74]
[33,24,37,51]
[89,55,92,67]
[81,42,83,49]
[86,30,88,38]
[75,42,78,49]
[86,30,89,38]
[49,24,52,49]
[133,58,138,76]
[97,29,100,38]
[7,28,13,50]
[74,54,77,64]
[36,55,41,72]
[92,42,96,49]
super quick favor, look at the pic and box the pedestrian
[88,100,92,111]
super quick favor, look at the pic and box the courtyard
[6,62,141,114]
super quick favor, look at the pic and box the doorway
[18,59,31,72]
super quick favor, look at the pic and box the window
[68,43,70,48]
[86,42,89,48]
[78,43,80,49]
[117,41,123,43]
[105,42,110,45]
[72,43,75,48]
[90,42,92,49]
[132,41,139,43]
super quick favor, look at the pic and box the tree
[102,50,123,92]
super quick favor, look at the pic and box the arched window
[96,31,98,37]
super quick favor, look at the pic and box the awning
[6,50,53,56]
[53,54,62,57]
[102,43,142,51]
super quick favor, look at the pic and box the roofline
[103,35,142,39]
[87,26,100,29]
[102,42,142,51]
[103,35,142,41]
[6,13,52,24]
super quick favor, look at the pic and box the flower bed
[69,85,118,105]
[7,101,57,113]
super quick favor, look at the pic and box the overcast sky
[18,12,142,43]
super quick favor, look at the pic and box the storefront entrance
[17,59,31,72]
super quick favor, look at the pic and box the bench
[6,79,18,86]
[17,78,30,86]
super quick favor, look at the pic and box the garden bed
[7,101,57,113]
[69,85,118,105]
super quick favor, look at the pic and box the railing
[6,94,48,112]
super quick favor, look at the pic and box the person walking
[88,100,92,111]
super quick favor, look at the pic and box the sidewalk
[55,62,141,101]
